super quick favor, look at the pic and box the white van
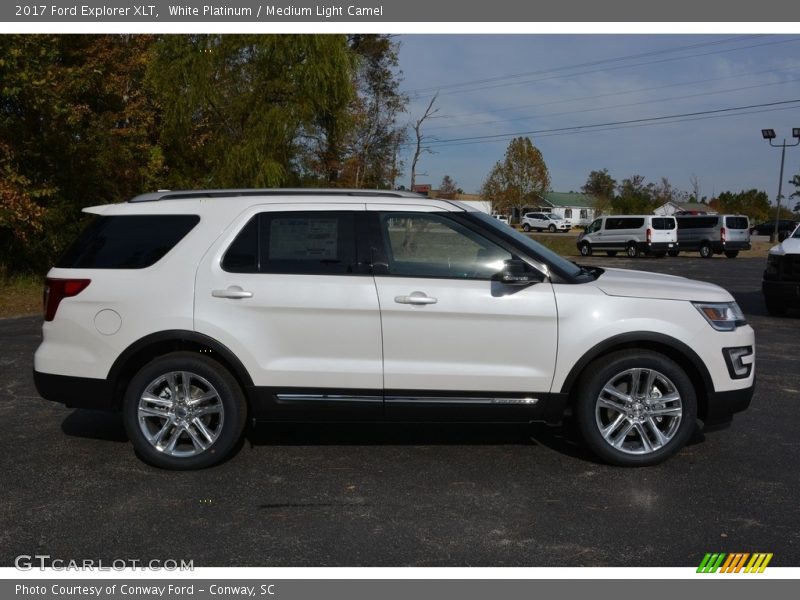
[577,215,678,258]
[675,214,750,258]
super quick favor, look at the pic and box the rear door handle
[212,286,253,299]
[394,291,437,305]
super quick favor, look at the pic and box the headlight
[692,301,746,331]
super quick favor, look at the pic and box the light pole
[761,128,800,243]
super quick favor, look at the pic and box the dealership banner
[4,579,800,599]
[3,0,800,22]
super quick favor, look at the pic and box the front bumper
[702,379,754,427]
[33,370,116,411]
[762,279,800,303]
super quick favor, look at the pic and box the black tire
[765,296,789,317]
[123,352,247,470]
[548,224,556,233]
[626,243,639,258]
[606,251,617,257]
[574,350,697,467]
[724,251,739,259]
[579,242,592,257]
[667,250,680,257]
[699,243,713,258]
[652,251,667,258]
[522,224,531,232]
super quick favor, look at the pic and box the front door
[367,206,559,420]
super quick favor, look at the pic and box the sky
[395,34,800,203]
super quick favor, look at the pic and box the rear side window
[605,217,644,230]
[725,216,748,230]
[222,211,356,275]
[677,216,719,229]
[651,218,676,230]
[56,215,200,269]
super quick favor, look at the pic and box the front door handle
[212,286,253,299]
[394,291,437,305]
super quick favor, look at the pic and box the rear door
[725,216,750,244]
[194,204,383,419]
[367,205,558,420]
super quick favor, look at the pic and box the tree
[480,137,550,217]
[715,189,771,222]
[582,168,616,201]
[689,173,701,202]
[148,35,356,188]
[342,34,407,189]
[410,94,440,190]
[615,174,656,214]
[437,175,458,199]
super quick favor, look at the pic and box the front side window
[222,211,357,275]
[378,212,512,279]
[586,219,602,234]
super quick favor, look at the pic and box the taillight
[646,228,652,243]
[721,227,727,243]
[43,278,91,321]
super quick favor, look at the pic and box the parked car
[34,189,754,469]
[750,219,797,236]
[492,214,511,225]
[576,215,678,258]
[521,212,570,233]
[675,214,750,258]
[762,223,800,316]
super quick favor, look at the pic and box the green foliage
[0,34,406,274]
[481,137,550,214]
[147,35,356,188]
[714,189,772,222]
[582,168,617,201]
[613,175,656,214]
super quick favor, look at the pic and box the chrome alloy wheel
[594,367,683,455]
[137,371,225,457]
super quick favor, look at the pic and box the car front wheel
[579,242,592,256]
[574,350,697,467]
[123,352,247,470]
[523,224,531,232]
[548,224,556,233]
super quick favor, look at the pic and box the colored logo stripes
[697,552,773,573]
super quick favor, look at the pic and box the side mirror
[778,231,789,242]
[492,259,543,286]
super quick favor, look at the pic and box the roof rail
[128,188,426,203]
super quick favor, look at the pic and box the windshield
[792,226,800,239]
[469,211,584,279]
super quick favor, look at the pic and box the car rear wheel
[579,242,592,256]
[123,352,247,470]
[667,250,680,257]
[699,243,713,258]
[652,251,667,258]
[626,243,639,258]
[575,350,697,467]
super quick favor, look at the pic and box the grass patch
[0,273,43,318]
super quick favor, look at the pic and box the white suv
[34,189,755,469]
[521,212,571,233]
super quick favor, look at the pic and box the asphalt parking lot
[1,256,798,567]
